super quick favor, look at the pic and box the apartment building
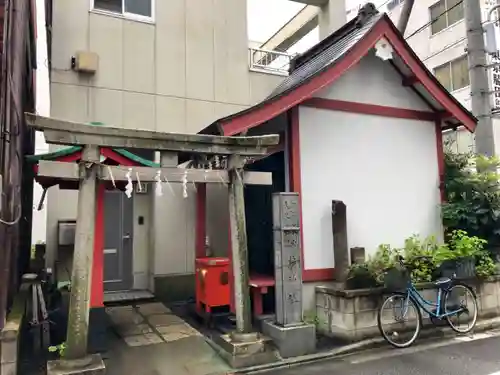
[386,0,500,153]
[43,0,346,302]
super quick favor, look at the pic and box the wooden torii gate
[25,113,279,361]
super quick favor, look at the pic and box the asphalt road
[264,334,500,375]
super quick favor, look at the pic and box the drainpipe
[397,0,415,35]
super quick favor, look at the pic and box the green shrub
[402,235,443,283]
[442,148,500,248]
[433,230,485,264]
[346,262,378,289]
[448,229,487,257]
[367,244,398,285]
[476,251,497,279]
[346,231,495,289]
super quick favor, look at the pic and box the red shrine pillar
[90,183,105,308]
[228,218,235,313]
[88,183,106,353]
[195,183,207,258]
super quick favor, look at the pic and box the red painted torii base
[90,183,105,308]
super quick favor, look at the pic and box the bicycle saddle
[434,277,452,289]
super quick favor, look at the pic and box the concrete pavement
[101,302,500,375]
[260,333,500,375]
[103,302,230,375]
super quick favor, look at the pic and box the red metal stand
[195,257,231,314]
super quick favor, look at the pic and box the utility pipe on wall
[396,0,415,35]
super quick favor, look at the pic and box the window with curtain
[434,56,470,92]
[430,0,464,34]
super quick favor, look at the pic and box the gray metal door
[103,190,134,292]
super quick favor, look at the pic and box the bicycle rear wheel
[377,292,422,348]
[444,282,478,334]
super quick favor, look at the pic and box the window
[434,56,469,92]
[430,0,464,34]
[93,0,153,21]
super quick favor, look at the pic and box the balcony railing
[248,48,294,76]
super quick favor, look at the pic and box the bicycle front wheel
[377,292,422,348]
[444,282,478,334]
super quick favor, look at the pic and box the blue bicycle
[377,255,478,348]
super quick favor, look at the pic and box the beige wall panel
[51,0,89,86]
[185,0,214,101]
[123,92,156,131]
[89,87,123,126]
[155,96,187,133]
[186,100,216,134]
[155,0,186,97]
[249,71,284,104]
[89,13,124,90]
[123,20,156,94]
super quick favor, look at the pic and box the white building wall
[299,109,442,265]
[313,52,430,110]
[298,53,443,269]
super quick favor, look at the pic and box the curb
[224,316,500,374]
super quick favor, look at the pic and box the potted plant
[438,230,486,278]
[345,263,377,289]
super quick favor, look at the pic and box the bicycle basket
[384,267,410,291]
[438,257,475,279]
[456,256,476,278]
[438,259,457,279]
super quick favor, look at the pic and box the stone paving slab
[148,313,185,327]
[115,323,153,337]
[137,302,172,316]
[108,311,144,326]
[122,333,164,347]
[106,302,207,349]
[158,323,202,342]
[156,323,201,336]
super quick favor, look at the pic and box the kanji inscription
[273,193,302,326]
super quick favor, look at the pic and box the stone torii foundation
[26,113,280,373]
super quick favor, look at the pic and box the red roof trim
[382,22,476,132]
[221,17,476,136]
[302,97,439,121]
